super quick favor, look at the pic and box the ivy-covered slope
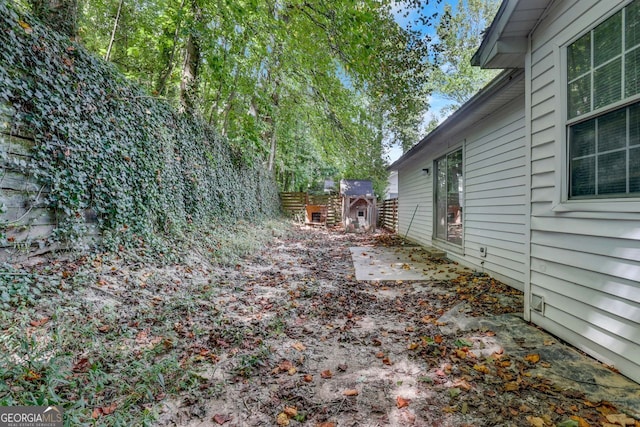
[0,3,280,257]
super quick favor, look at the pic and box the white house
[385,170,398,199]
[389,0,640,384]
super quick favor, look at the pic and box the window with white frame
[567,0,640,199]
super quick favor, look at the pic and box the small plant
[0,265,51,309]
[233,345,272,379]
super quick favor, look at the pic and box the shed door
[434,148,463,245]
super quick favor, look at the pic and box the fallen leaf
[421,315,433,324]
[98,325,111,333]
[461,402,469,414]
[18,20,33,34]
[396,396,410,408]
[101,403,117,415]
[524,354,540,364]
[569,416,589,427]
[407,342,419,350]
[276,412,289,426]
[453,379,472,391]
[455,349,467,359]
[382,357,392,365]
[375,352,384,358]
[212,414,231,425]
[287,367,297,375]
[606,414,636,425]
[92,403,117,418]
[454,338,472,347]
[343,389,359,396]
[24,369,41,381]
[277,360,294,373]
[320,370,332,379]
[504,382,520,392]
[473,364,490,374]
[292,342,306,352]
[526,416,545,427]
[556,419,579,427]
[73,358,90,373]
[283,406,297,417]
[303,374,313,382]
[29,317,49,327]
[316,423,336,427]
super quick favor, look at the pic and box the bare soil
[147,225,639,427]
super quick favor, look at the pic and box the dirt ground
[146,225,639,427]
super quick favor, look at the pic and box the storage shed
[339,179,376,232]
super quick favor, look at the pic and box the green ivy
[0,3,280,257]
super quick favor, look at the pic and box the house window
[567,0,640,199]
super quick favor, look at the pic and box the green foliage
[0,300,207,425]
[0,265,49,309]
[71,0,435,197]
[0,219,289,425]
[0,2,280,254]
[430,0,501,109]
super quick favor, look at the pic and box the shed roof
[340,179,374,196]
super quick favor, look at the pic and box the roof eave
[388,69,523,171]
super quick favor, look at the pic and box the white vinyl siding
[396,85,527,289]
[529,0,640,383]
[465,96,527,286]
[397,156,433,248]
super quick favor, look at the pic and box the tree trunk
[266,86,280,172]
[267,118,277,172]
[156,0,186,95]
[104,0,124,61]
[180,0,202,114]
[29,0,78,38]
[220,90,236,137]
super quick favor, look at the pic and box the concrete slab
[351,243,640,416]
[439,308,640,417]
[350,245,455,281]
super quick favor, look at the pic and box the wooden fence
[279,192,341,225]
[1,129,58,261]
[378,198,398,232]
[1,123,100,262]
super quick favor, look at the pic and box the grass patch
[0,218,293,426]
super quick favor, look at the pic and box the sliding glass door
[434,149,463,245]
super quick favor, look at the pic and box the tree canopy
[19,0,502,194]
[425,0,500,129]
[19,0,446,195]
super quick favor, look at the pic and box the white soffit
[473,0,551,69]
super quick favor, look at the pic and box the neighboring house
[323,179,336,194]
[385,171,398,199]
[389,0,640,384]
